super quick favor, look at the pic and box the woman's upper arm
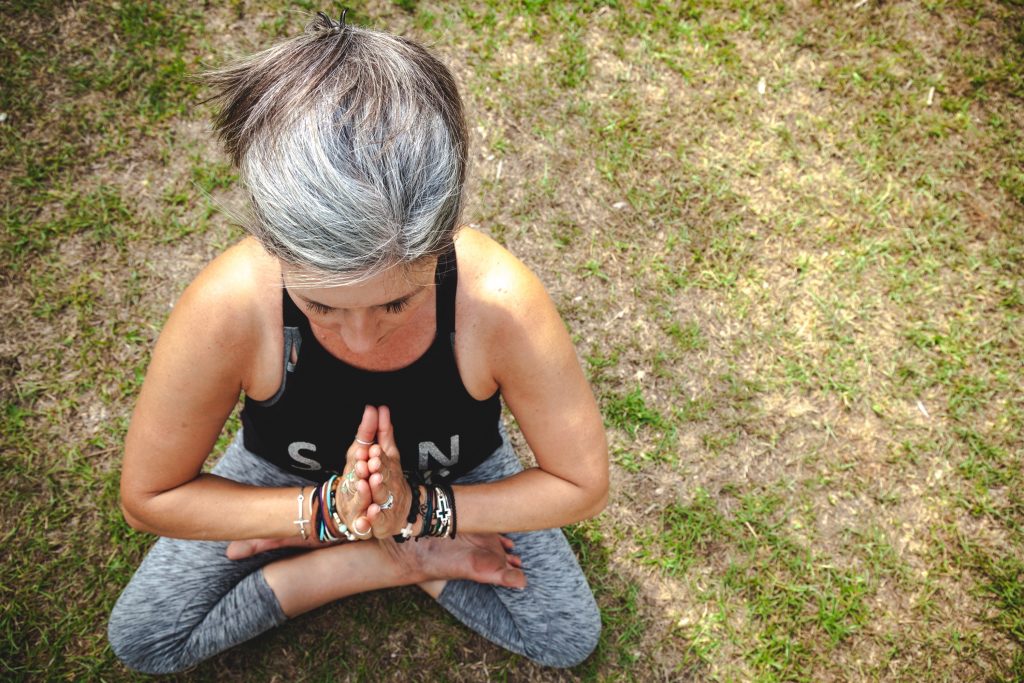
[121,255,260,509]
[482,249,609,500]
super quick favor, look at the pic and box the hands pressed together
[225,405,526,590]
[338,404,418,541]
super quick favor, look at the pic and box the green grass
[2,0,1024,680]
[637,488,873,679]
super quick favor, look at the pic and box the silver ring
[355,438,374,446]
[379,492,394,511]
[351,521,372,538]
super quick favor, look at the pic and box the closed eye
[383,298,410,314]
[300,294,415,315]
[304,300,333,315]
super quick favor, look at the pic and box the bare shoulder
[453,227,566,388]
[155,237,281,394]
[183,237,276,314]
[453,229,606,489]
[454,228,547,319]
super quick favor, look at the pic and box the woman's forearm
[451,466,608,535]
[122,474,309,541]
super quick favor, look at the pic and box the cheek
[378,309,420,333]
[303,311,335,326]
[380,313,408,328]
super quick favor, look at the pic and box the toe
[225,539,254,560]
[502,568,527,589]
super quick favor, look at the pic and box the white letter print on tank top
[419,435,459,482]
[288,442,322,471]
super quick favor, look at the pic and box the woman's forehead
[282,258,436,307]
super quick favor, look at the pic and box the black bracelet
[435,484,453,539]
[441,483,456,539]
[393,478,420,543]
[416,485,434,541]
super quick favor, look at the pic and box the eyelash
[383,299,410,314]
[304,299,410,315]
[305,301,333,315]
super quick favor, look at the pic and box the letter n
[418,435,460,471]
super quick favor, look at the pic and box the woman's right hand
[227,405,381,559]
[330,405,381,539]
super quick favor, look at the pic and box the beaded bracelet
[325,475,342,531]
[394,481,420,543]
[325,475,356,542]
[417,483,457,540]
[416,484,434,541]
[391,476,458,541]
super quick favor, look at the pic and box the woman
[108,13,608,674]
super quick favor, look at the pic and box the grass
[2,0,1024,680]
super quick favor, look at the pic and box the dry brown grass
[2,0,1023,680]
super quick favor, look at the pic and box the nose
[336,312,379,353]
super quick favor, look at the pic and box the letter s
[288,442,321,471]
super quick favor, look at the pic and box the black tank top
[240,248,503,484]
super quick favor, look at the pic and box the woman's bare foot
[229,531,525,592]
[256,532,525,617]
[391,533,526,589]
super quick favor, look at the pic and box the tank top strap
[435,245,458,340]
[281,285,306,327]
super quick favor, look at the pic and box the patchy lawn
[2,1,1022,680]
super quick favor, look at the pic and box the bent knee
[526,599,602,668]
[108,602,190,675]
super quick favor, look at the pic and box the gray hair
[203,13,467,283]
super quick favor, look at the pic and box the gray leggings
[107,430,601,674]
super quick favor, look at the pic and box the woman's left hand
[363,405,414,539]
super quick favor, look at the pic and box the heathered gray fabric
[436,430,601,668]
[108,428,599,673]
